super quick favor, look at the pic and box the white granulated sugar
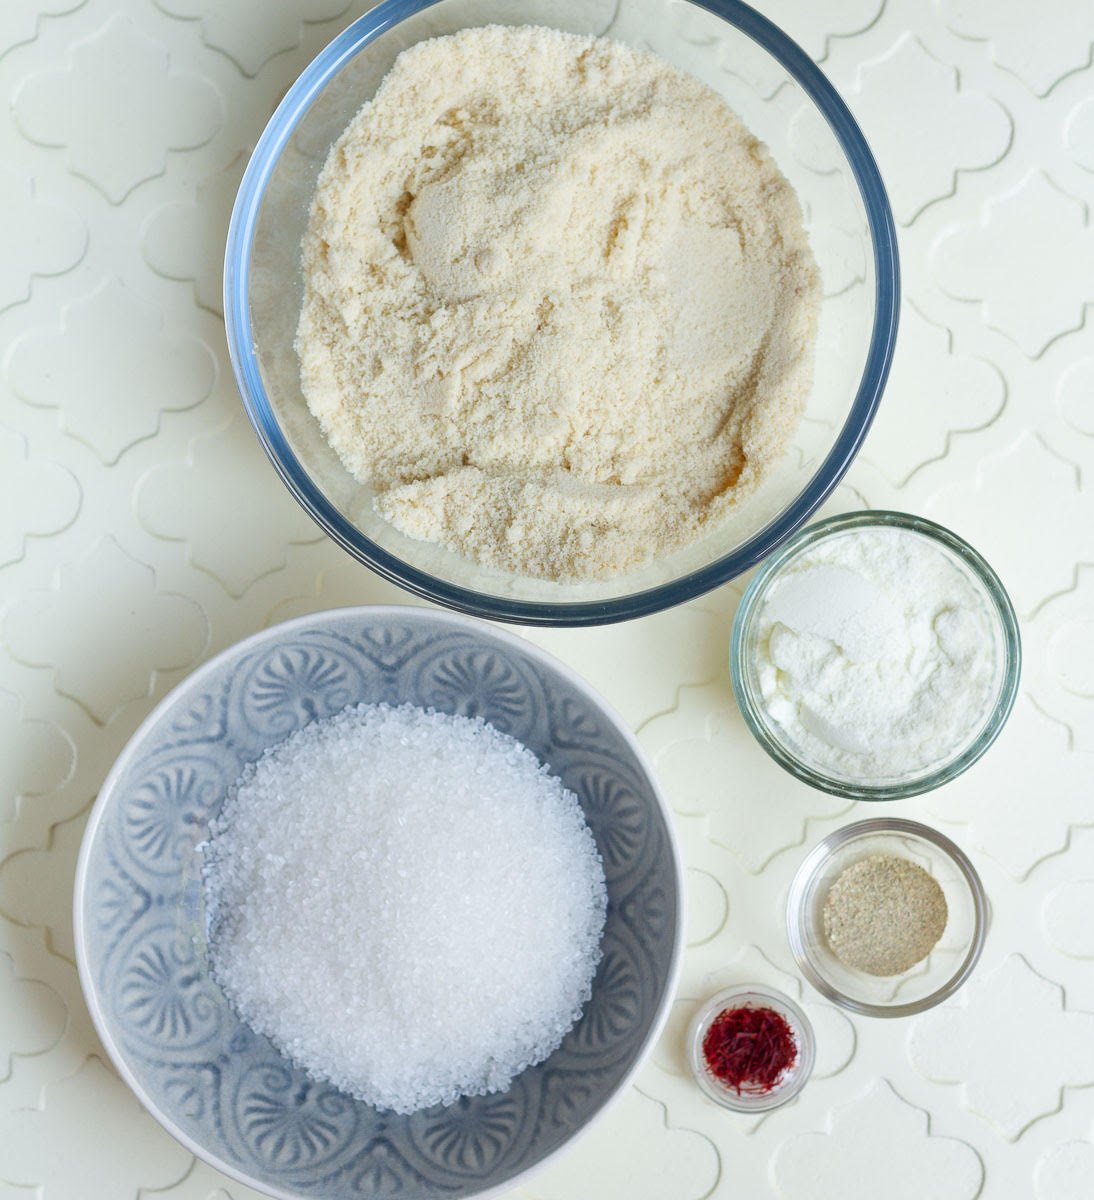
[203,703,607,1114]
[754,528,1001,780]
[296,25,819,581]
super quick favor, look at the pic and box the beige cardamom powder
[823,855,949,976]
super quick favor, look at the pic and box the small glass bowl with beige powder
[786,818,988,1017]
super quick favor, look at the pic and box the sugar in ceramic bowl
[731,510,1021,800]
[74,607,684,1200]
[786,818,988,1017]
[224,0,899,626]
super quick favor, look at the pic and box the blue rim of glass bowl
[224,0,900,627]
[730,510,1022,800]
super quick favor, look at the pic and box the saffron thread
[701,1004,797,1094]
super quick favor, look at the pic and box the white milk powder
[753,526,1001,780]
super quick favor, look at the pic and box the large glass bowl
[225,0,899,625]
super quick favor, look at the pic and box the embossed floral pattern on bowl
[74,606,684,1200]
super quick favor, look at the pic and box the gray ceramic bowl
[74,607,684,1200]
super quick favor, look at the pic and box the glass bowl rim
[685,982,816,1111]
[785,817,989,1018]
[730,508,1022,800]
[223,0,900,627]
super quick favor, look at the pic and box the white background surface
[2,1,1094,1197]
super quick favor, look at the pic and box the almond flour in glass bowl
[294,25,822,586]
[224,0,898,625]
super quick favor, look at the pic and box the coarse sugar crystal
[203,702,607,1114]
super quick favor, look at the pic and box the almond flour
[296,25,820,580]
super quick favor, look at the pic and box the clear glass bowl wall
[730,511,1022,800]
[786,819,989,1017]
[687,984,816,1111]
[226,0,898,623]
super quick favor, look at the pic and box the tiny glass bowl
[730,510,1021,800]
[686,984,815,1112]
[786,818,988,1017]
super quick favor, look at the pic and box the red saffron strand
[701,1004,797,1094]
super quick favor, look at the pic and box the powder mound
[822,854,948,976]
[203,703,607,1115]
[296,24,820,581]
[755,527,1001,781]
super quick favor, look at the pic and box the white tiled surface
[2,2,1093,1197]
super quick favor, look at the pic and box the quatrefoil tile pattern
[0,1,86,61]
[0,952,66,1080]
[938,0,1094,96]
[925,697,1094,878]
[3,0,1094,1196]
[1065,98,1094,171]
[1025,562,1094,750]
[930,171,1094,358]
[926,434,1094,615]
[909,956,1094,1140]
[771,1081,984,1200]
[13,16,221,203]
[1042,879,1094,959]
[0,167,86,313]
[1036,1136,1094,1200]
[753,0,884,62]
[1055,358,1094,437]
[0,427,81,567]
[859,300,1006,485]
[136,413,323,597]
[154,0,355,77]
[0,688,75,826]
[642,686,853,873]
[4,537,207,724]
[848,34,1012,226]
[9,279,217,464]
[141,155,246,314]
[0,1057,192,1199]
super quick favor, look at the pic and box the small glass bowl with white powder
[786,818,988,1017]
[731,511,1020,800]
